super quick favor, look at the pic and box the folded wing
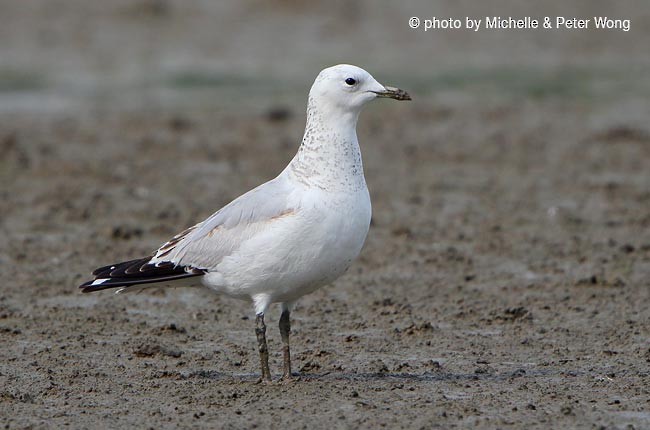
[150,175,295,271]
[80,176,297,293]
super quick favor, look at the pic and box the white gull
[80,64,411,381]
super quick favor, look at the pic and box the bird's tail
[79,256,205,293]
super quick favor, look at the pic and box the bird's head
[309,64,411,114]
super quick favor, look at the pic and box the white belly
[202,187,371,304]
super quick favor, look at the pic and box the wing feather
[150,176,296,270]
[80,256,205,293]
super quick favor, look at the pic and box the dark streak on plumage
[157,226,195,254]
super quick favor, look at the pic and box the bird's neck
[287,97,366,191]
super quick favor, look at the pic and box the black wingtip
[79,256,205,293]
[79,279,115,293]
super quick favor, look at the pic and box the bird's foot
[256,375,272,385]
[280,373,299,384]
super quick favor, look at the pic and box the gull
[79,64,411,382]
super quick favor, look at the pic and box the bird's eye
[345,78,357,86]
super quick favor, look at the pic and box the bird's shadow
[182,368,560,384]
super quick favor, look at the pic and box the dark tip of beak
[373,86,412,101]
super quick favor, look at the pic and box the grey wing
[150,176,295,270]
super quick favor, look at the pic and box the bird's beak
[372,86,412,101]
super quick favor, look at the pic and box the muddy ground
[1,1,649,429]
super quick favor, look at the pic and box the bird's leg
[255,313,272,382]
[279,308,293,380]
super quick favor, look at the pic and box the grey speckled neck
[288,96,367,192]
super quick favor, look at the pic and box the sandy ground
[1,1,650,429]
